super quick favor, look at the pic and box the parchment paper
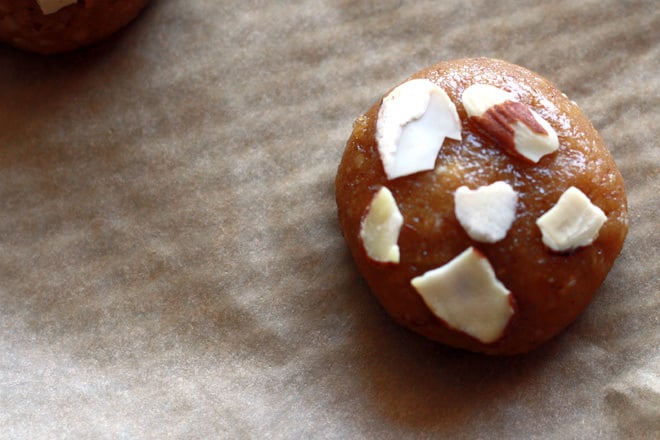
[1,1,658,438]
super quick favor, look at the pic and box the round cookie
[335,58,628,355]
[0,0,150,54]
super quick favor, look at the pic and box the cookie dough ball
[336,58,628,355]
[0,0,150,54]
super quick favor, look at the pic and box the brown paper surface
[1,1,658,438]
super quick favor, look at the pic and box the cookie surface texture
[335,58,628,355]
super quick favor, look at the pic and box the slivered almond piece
[360,187,404,263]
[454,181,518,243]
[376,79,462,180]
[536,186,607,252]
[36,0,77,14]
[461,84,559,163]
[411,247,514,343]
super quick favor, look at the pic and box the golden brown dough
[335,58,628,355]
[0,0,150,54]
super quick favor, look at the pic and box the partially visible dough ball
[335,58,628,355]
[0,0,150,54]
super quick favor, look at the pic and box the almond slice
[360,187,404,263]
[536,186,607,252]
[454,181,518,243]
[36,0,77,14]
[461,84,559,163]
[376,79,462,180]
[411,247,514,344]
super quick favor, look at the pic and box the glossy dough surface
[335,58,628,355]
[0,0,149,54]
